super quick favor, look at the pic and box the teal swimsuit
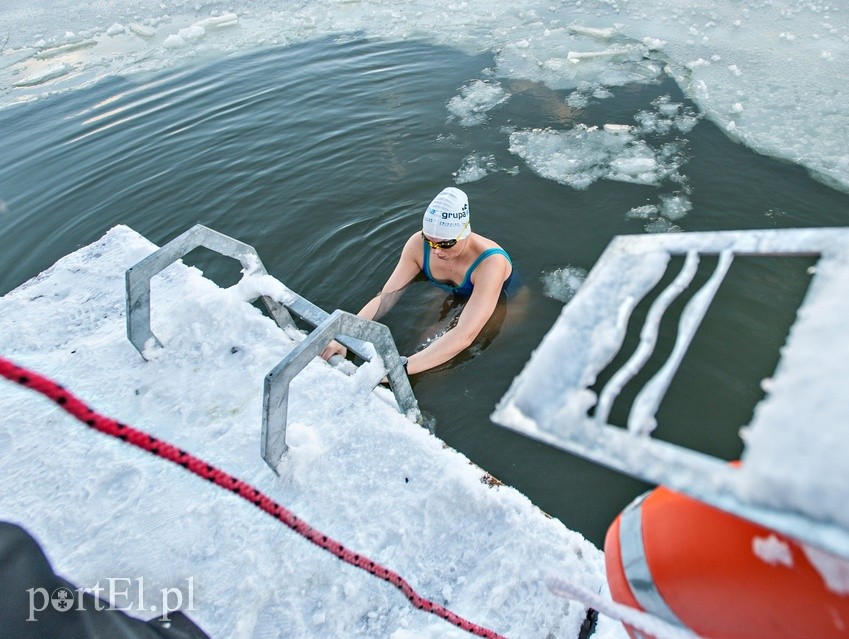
[422,240,514,297]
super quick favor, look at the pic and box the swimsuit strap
[423,240,512,295]
[455,248,512,291]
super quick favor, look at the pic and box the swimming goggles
[422,221,470,250]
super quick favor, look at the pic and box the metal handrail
[492,227,849,558]
[125,224,372,360]
[126,224,294,357]
[262,309,422,473]
[125,225,423,474]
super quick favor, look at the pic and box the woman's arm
[321,233,421,360]
[357,233,422,321]
[404,254,510,374]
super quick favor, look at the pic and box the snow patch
[752,534,793,567]
[803,545,849,595]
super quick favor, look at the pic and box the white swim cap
[422,187,471,240]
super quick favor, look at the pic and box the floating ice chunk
[642,36,667,50]
[106,24,125,37]
[655,98,681,117]
[128,23,156,39]
[674,113,699,133]
[34,39,97,60]
[635,97,700,135]
[454,154,497,184]
[543,58,571,72]
[494,36,659,93]
[635,111,662,133]
[163,34,186,49]
[626,204,660,220]
[610,155,658,176]
[566,91,590,108]
[607,141,666,185]
[659,193,692,220]
[567,47,635,62]
[644,217,681,233]
[13,64,72,87]
[197,13,239,29]
[728,64,742,76]
[508,127,610,190]
[732,102,744,113]
[603,123,633,133]
[541,266,588,303]
[510,123,683,190]
[568,25,617,39]
[447,80,509,127]
[178,25,206,43]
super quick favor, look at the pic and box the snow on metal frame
[492,227,849,558]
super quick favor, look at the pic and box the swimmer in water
[321,187,518,375]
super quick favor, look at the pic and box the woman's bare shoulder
[472,232,504,252]
[401,231,425,264]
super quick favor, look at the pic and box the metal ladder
[125,224,423,473]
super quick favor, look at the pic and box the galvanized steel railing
[125,224,422,473]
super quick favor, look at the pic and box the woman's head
[422,187,471,241]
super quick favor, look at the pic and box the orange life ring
[605,485,849,638]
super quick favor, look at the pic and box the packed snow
[0,226,626,638]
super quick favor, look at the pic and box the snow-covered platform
[0,226,624,638]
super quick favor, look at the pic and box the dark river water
[2,36,848,547]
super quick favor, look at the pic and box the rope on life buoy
[0,355,507,639]
[547,571,700,638]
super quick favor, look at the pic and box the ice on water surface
[508,119,689,192]
[541,265,588,303]
[1,0,847,192]
[447,79,509,127]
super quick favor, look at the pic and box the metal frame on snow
[492,227,849,558]
[125,224,422,473]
